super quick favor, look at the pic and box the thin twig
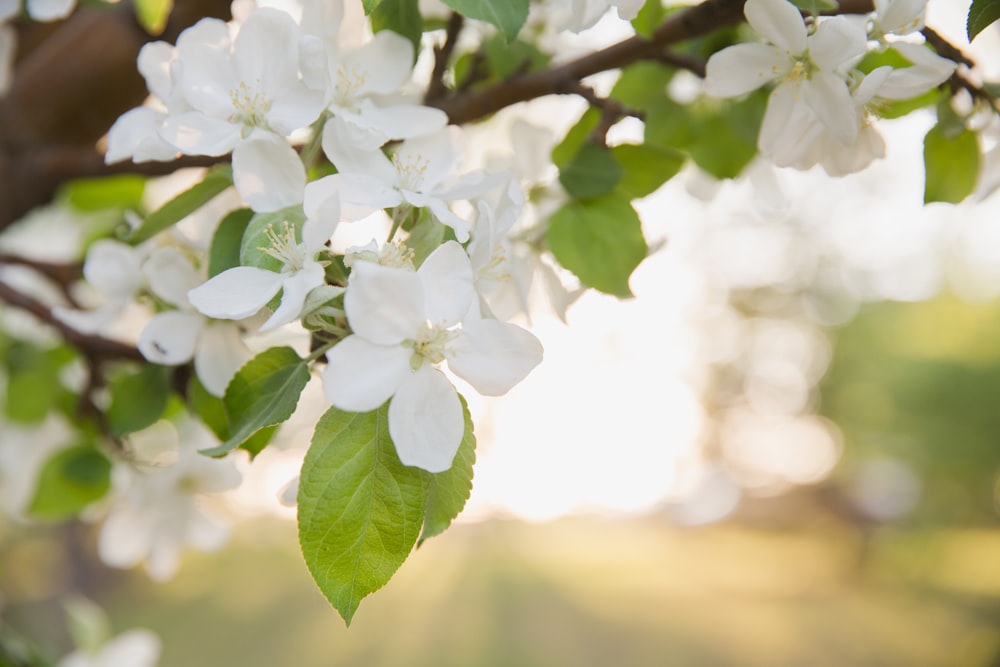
[424,12,464,104]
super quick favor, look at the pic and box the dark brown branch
[0,279,143,361]
[0,253,82,286]
[424,12,465,104]
[654,50,707,78]
[558,81,643,144]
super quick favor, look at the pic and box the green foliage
[3,344,75,424]
[371,0,423,58]
[788,0,837,14]
[558,141,623,200]
[631,0,667,38]
[923,123,980,204]
[135,0,173,34]
[613,143,685,199]
[128,165,233,244]
[968,0,1000,41]
[547,193,648,298]
[362,0,383,12]
[187,375,276,457]
[420,396,476,544]
[481,35,549,79]
[298,405,430,625]
[406,212,446,267]
[551,108,601,168]
[106,365,170,437]
[240,205,307,272]
[60,175,146,213]
[209,208,254,278]
[200,347,309,456]
[610,61,674,112]
[29,444,111,521]
[440,0,528,42]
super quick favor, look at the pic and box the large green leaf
[128,165,233,244]
[613,143,685,199]
[298,405,429,625]
[29,445,111,521]
[923,123,980,204]
[559,141,623,200]
[106,365,170,437]
[546,193,648,298]
[968,0,1000,41]
[440,0,528,41]
[200,347,309,456]
[420,396,476,544]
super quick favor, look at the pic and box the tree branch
[424,12,464,105]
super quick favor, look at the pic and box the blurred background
[5,2,1000,666]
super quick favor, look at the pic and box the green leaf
[632,0,667,38]
[420,396,476,544]
[551,108,601,168]
[923,124,980,204]
[968,0,1000,41]
[128,165,233,245]
[406,212,446,267]
[371,0,423,58]
[481,34,549,79]
[362,0,383,12]
[135,0,173,34]
[559,141,623,200]
[547,193,648,297]
[298,405,429,625]
[3,344,74,423]
[208,208,253,277]
[29,445,111,521]
[240,205,306,272]
[788,0,837,14]
[187,375,277,458]
[440,0,528,41]
[610,61,674,111]
[106,365,169,437]
[202,347,310,457]
[60,175,146,213]
[613,143,685,199]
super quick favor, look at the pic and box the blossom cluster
[704,0,956,175]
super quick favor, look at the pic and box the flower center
[393,153,429,191]
[333,64,366,107]
[405,322,458,370]
[345,240,415,270]
[782,56,814,85]
[229,79,272,131]
[259,222,307,272]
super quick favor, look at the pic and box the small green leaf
[60,175,146,213]
[440,0,528,41]
[611,61,674,111]
[968,0,1000,41]
[632,0,667,38]
[406,212,446,267]
[187,375,277,458]
[552,108,601,168]
[371,0,423,58]
[559,141,623,200]
[362,0,384,12]
[29,445,111,521]
[240,205,306,272]
[209,208,253,277]
[135,0,173,34]
[202,347,310,456]
[923,124,980,204]
[106,365,169,437]
[613,143,685,199]
[547,193,648,297]
[128,165,233,245]
[298,405,429,625]
[420,396,476,544]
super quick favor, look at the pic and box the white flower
[704,0,868,148]
[187,212,338,332]
[137,246,251,396]
[58,630,160,667]
[160,9,324,157]
[871,0,926,40]
[306,123,490,240]
[98,420,242,581]
[875,42,956,101]
[323,241,543,472]
[53,240,147,334]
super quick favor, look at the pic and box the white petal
[98,503,154,569]
[448,319,542,395]
[388,365,463,472]
[808,16,868,71]
[97,630,161,667]
[160,112,240,156]
[877,43,955,100]
[138,311,203,365]
[83,240,144,300]
[745,0,806,54]
[175,42,236,118]
[323,335,412,412]
[188,266,284,320]
[404,191,472,243]
[322,117,397,183]
[194,322,251,396]
[349,29,413,95]
[416,241,475,327]
[345,262,425,344]
[144,246,201,307]
[759,85,821,165]
[106,108,167,164]
[137,41,175,102]
[394,128,459,192]
[802,72,857,144]
[266,83,326,135]
[350,101,448,141]
[303,203,340,251]
[27,0,75,20]
[258,262,326,331]
[232,8,299,95]
[232,133,305,212]
[703,43,783,98]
